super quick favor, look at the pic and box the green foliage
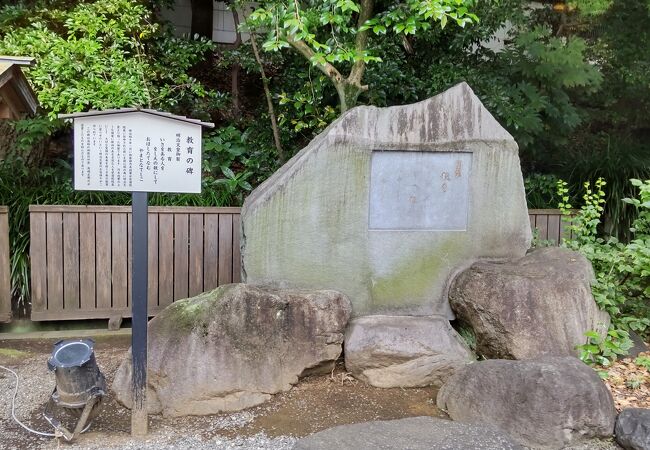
[560,178,650,365]
[525,173,562,209]
[243,0,478,111]
[277,74,338,134]
[0,0,215,118]
[578,329,632,366]
[635,355,650,371]
[558,0,650,239]
[246,0,477,64]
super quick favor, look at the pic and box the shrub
[559,178,650,365]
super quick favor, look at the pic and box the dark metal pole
[131,191,148,436]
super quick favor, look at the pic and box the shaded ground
[600,351,650,411]
[0,335,443,449]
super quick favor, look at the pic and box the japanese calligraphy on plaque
[369,151,472,230]
[69,110,208,193]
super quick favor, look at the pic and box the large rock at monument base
[112,284,351,417]
[344,315,474,388]
[293,416,524,450]
[448,247,610,359]
[615,408,650,450]
[242,82,531,318]
[437,357,617,449]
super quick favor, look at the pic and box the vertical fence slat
[46,213,64,313]
[174,214,189,301]
[112,213,128,310]
[158,214,174,307]
[63,213,80,310]
[204,214,219,291]
[79,213,96,312]
[232,214,241,283]
[147,213,158,310]
[547,214,561,245]
[559,215,569,244]
[95,213,112,310]
[536,214,549,241]
[30,212,47,314]
[218,215,233,284]
[189,214,204,296]
[0,208,12,321]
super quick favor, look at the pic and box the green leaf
[221,166,236,179]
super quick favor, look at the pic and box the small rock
[437,356,616,449]
[292,416,523,450]
[448,247,610,359]
[344,315,474,388]
[112,283,351,417]
[615,408,650,450]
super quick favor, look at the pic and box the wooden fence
[528,209,573,246]
[24,206,570,322]
[29,205,241,321]
[0,207,10,322]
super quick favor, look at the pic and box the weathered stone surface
[628,331,649,358]
[344,315,474,388]
[112,284,351,417]
[293,416,524,450]
[448,247,610,359]
[437,357,617,449]
[242,82,531,318]
[615,408,650,450]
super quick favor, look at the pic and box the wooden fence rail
[25,206,569,322]
[29,205,241,321]
[0,207,10,322]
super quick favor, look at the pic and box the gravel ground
[0,349,297,450]
[0,338,629,450]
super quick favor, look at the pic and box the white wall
[160,0,251,44]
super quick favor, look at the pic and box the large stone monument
[241,82,531,318]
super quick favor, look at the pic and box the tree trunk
[335,80,366,114]
[249,32,285,161]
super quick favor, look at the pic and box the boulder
[242,82,531,319]
[293,416,524,450]
[615,408,650,450]
[448,247,610,359]
[344,315,474,388]
[437,356,617,449]
[112,283,351,417]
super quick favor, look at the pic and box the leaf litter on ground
[598,351,650,411]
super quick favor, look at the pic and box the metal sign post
[60,109,213,437]
[130,191,148,435]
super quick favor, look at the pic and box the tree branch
[348,0,374,85]
[286,36,344,84]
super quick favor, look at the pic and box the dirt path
[0,336,443,449]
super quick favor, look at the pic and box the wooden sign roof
[59,108,214,128]
[0,56,39,120]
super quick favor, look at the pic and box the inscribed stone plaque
[369,151,472,230]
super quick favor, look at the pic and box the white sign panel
[369,151,472,230]
[73,112,202,193]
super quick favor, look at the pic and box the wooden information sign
[61,108,213,436]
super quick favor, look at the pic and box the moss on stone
[371,239,460,308]
[157,284,235,332]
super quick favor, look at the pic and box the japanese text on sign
[74,112,202,193]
